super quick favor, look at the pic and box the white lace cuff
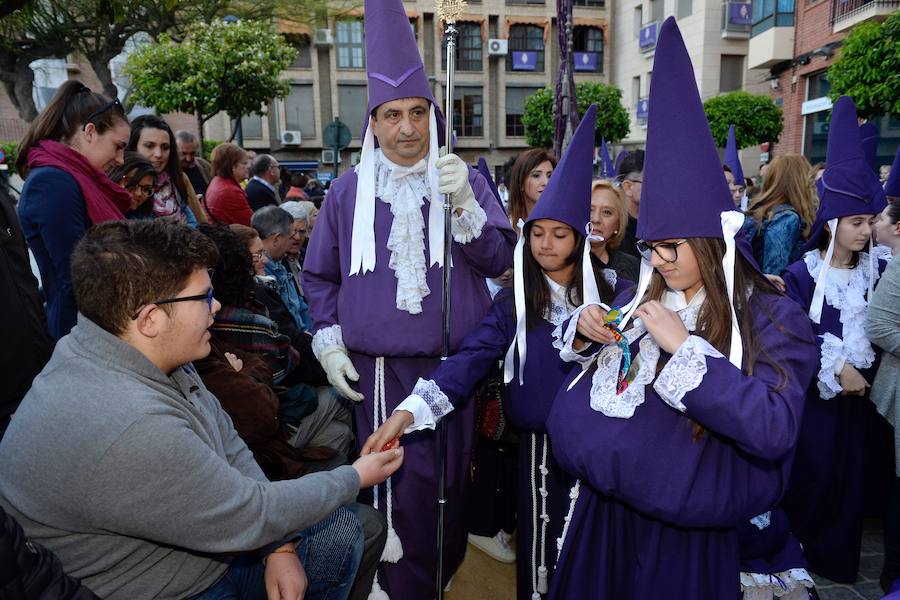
[312,325,345,361]
[554,303,605,364]
[451,201,487,244]
[394,394,436,432]
[401,379,454,429]
[817,333,845,400]
[740,568,815,599]
[653,335,725,412]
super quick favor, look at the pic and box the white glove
[435,148,477,214]
[319,346,365,402]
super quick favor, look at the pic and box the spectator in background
[252,206,312,332]
[743,154,818,275]
[0,183,52,440]
[108,152,157,219]
[507,148,556,230]
[246,154,282,211]
[279,200,312,282]
[811,161,826,183]
[286,173,310,200]
[204,143,253,226]
[305,178,325,206]
[588,179,640,283]
[128,115,206,226]
[722,164,745,208]
[15,80,131,340]
[613,148,644,259]
[175,130,212,196]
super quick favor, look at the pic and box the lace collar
[544,274,578,326]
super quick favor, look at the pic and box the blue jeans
[190,507,363,600]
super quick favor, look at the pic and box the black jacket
[245,178,279,212]
[0,506,100,599]
[0,185,52,441]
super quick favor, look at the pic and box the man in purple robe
[301,0,515,596]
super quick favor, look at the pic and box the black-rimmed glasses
[636,239,689,264]
[82,98,123,131]
[131,287,214,320]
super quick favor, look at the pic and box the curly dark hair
[72,220,218,335]
[197,224,255,307]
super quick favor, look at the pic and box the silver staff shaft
[436,18,457,600]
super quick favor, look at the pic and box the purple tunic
[781,254,892,583]
[302,165,515,598]
[546,292,817,599]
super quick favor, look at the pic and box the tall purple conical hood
[724,124,745,186]
[804,96,887,250]
[364,0,434,117]
[526,104,597,233]
[885,145,900,197]
[477,157,506,214]
[599,137,615,178]
[637,17,734,242]
[859,121,880,174]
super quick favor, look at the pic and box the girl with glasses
[108,152,157,219]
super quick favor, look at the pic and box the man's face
[262,229,292,261]
[158,267,220,368]
[370,97,431,166]
[265,159,281,185]
[178,141,197,169]
[289,219,308,255]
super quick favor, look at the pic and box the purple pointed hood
[599,137,615,178]
[364,0,434,117]
[724,124,745,186]
[477,157,506,214]
[526,104,597,234]
[637,17,734,242]
[859,121,879,174]
[803,96,888,251]
[886,145,900,197]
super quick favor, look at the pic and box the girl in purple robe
[363,107,629,600]
[544,18,819,600]
[780,96,891,585]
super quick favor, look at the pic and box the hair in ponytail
[16,80,126,177]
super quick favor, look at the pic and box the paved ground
[445,524,890,600]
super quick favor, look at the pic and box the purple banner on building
[729,2,753,25]
[639,22,657,50]
[511,51,538,71]
[574,52,598,72]
[636,98,649,119]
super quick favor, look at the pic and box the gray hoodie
[0,316,360,599]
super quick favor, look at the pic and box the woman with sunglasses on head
[108,152,157,219]
[127,115,207,226]
[363,107,630,600]
[15,80,132,340]
[545,20,818,599]
[780,97,892,586]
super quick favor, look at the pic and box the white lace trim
[602,268,617,290]
[803,250,878,399]
[750,511,772,530]
[653,335,725,413]
[451,201,487,244]
[740,568,815,599]
[411,378,454,421]
[552,303,602,363]
[817,332,846,400]
[375,151,432,315]
[312,325,345,361]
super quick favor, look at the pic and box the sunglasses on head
[82,98,123,132]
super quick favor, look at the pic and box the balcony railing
[722,1,753,38]
[832,0,900,28]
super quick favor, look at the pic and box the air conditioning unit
[314,29,333,46]
[321,149,337,164]
[487,39,508,56]
[280,130,302,146]
[350,151,361,166]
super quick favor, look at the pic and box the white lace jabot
[544,275,578,326]
[375,149,432,315]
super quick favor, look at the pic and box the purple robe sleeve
[302,186,342,334]
[455,170,516,279]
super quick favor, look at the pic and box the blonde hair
[590,179,628,250]
[748,154,818,238]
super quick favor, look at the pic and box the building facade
[748,0,898,170]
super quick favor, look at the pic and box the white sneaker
[468,532,516,563]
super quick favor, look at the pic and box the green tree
[124,19,295,148]
[522,81,630,149]
[827,11,900,118]
[703,91,783,148]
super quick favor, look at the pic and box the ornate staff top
[436,0,467,24]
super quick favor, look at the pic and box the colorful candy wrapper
[603,308,633,394]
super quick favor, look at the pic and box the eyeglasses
[82,98,123,131]
[250,250,266,262]
[624,178,643,184]
[131,287,214,320]
[636,239,688,264]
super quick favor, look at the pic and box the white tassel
[531,594,541,600]
[537,565,549,594]
[368,579,390,600]
[381,525,404,563]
